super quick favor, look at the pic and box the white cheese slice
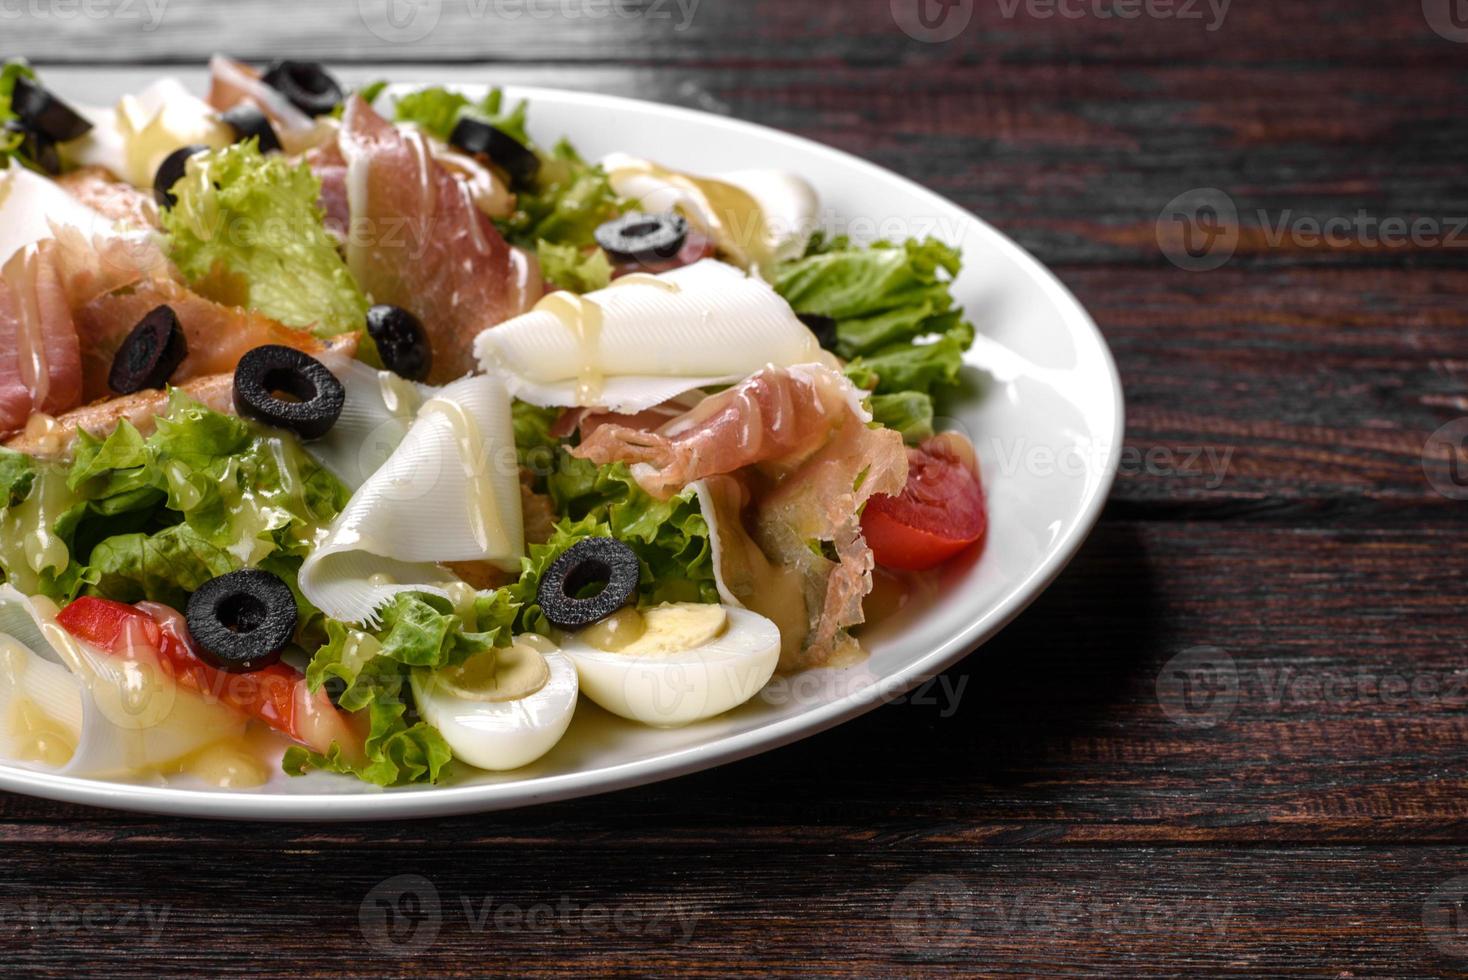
[298,373,524,626]
[0,168,116,265]
[473,258,832,414]
[0,586,242,778]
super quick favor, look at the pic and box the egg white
[410,646,578,771]
[560,606,780,727]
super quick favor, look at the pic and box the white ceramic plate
[0,80,1123,819]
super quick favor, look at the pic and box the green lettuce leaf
[537,238,612,293]
[11,391,351,609]
[869,391,935,444]
[392,85,528,144]
[844,324,973,397]
[289,589,519,787]
[0,447,35,508]
[500,139,624,252]
[0,60,42,172]
[161,141,368,337]
[543,454,718,611]
[772,235,972,360]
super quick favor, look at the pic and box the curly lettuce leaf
[0,447,36,508]
[0,60,42,171]
[23,391,350,609]
[544,454,718,610]
[161,140,368,337]
[288,589,518,787]
[501,139,624,252]
[537,238,612,293]
[392,85,528,145]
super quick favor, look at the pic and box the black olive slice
[593,212,688,265]
[796,312,839,352]
[232,345,346,440]
[108,305,188,395]
[220,104,282,154]
[537,537,641,631]
[365,304,432,382]
[10,75,92,142]
[186,569,298,673]
[3,120,59,175]
[153,143,210,208]
[261,60,344,118]
[447,117,540,188]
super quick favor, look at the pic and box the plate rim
[0,82,1125,820]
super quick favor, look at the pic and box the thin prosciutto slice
[54,167,159,231]
[0,224,356,437]
[573,364,875,499]
[324,96,539,383]
[573,364,908,668]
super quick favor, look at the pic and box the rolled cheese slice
[473,259,833,414]
[298,373,524,625]
[308,352,429,492]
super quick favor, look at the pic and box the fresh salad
[0,57,987,789]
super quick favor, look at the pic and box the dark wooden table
[6,1,1468,974]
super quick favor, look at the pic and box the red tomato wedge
[861,435,987,572]
[56,597,360,758]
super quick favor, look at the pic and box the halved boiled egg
[559,603,780,727]
[409,634,577,771]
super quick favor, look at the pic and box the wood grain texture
[6,2,1468,976]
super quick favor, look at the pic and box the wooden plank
[2,0,1462,67]
[0,844,1460,975]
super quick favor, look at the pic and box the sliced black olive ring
[232,345,346,441]
[10,75,92,143]
[220,104,283,154]
[261,60,344,118]
[447,117,540,188]
[153,143,210,208]
[365,304,432,382]
[593,211,688,265]
[185,569,298,673]
[3,120,60,175]
[108,305,188,395]
[537,537,641,631]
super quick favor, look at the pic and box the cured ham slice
[55,167,159,231]
[326,96,539,384]
[0,222,355,437]
[573,363,871,499]
[576,364,908,668]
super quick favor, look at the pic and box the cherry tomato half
[861,436,986,572]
